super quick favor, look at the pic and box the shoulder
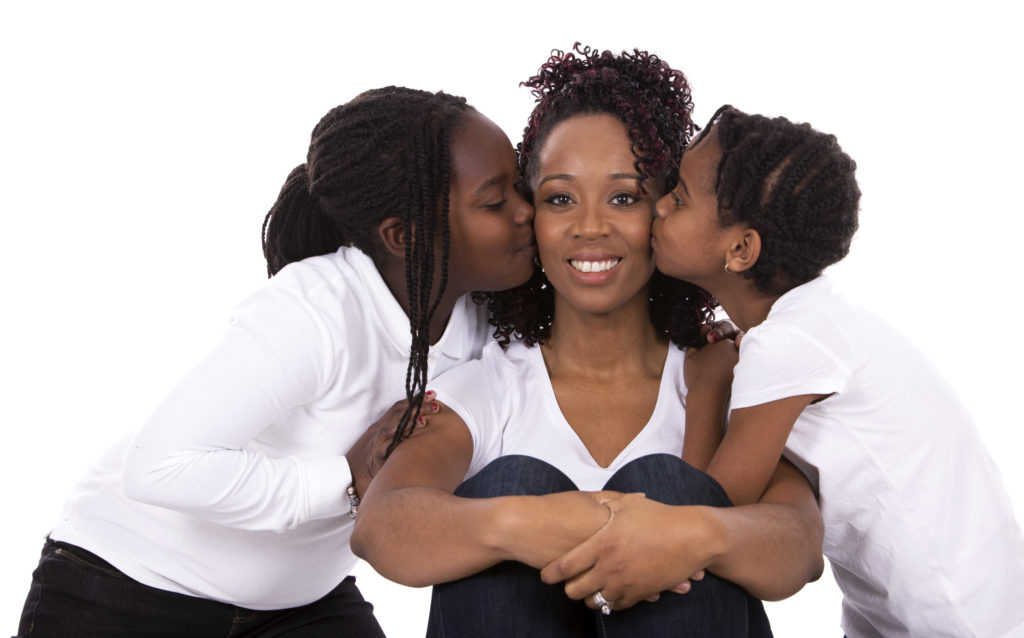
[746,277,863,362]
[435,340,528,390]
[261,247,366,309]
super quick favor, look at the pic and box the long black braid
[261,86,471,455]
[701,105,861,295]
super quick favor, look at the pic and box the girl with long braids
[17,86,537,637]
[650,106,1024,638]
[352,46,823,637]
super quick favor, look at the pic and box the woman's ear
[377,217,406,258]
[725,227,762,274]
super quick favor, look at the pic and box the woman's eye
[483,197,508,211]
[611,192,640,206]
[542,193,574,207]
[671,191,685,206]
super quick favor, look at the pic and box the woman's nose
[574,204,610,238]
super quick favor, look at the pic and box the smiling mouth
[569,258,621,273]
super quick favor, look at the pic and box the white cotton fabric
[431,340,688,491]
[49,246,490,609]
[731,276,1024,638]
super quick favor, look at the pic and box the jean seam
[52,546,127,580]
[21,546,63,637]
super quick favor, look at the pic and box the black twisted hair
[261,86,473,454]
[702,105,860,295]
[473,44,716,350]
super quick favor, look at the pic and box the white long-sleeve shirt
[50,246,490,609]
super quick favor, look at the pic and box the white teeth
[570,259,621,273]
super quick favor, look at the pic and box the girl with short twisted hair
[652,106,1024,637]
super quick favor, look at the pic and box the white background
[2,2,1021,636]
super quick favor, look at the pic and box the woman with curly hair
[352,46,823,637]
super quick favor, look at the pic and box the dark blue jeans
[16,538,385,637]
[426,454,773,638]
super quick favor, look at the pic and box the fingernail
[432,402,439,412]
[425,390,435,400]
[707,333,717,343]
[416,416,426,426]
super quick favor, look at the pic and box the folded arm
[542,458,823,608]
[122,288,355,531]
[351,404,611,587]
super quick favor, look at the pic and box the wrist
[691,505,730,569]
[486,495,531,561]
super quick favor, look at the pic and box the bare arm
[707,394,823,505]
[541,458,823,608]
[351,403,611,587]
[681,341,737,470]
[698,458,824,598]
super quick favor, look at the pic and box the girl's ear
[377,217,406,258]
[725,226,762,274]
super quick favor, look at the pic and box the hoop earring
[724,262,732,273]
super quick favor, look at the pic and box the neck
[542,290,667,380]
[708,278,780,333]
[379,257,463,346]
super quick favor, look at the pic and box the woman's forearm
[704,459,824,599]
[702,501,823,600]
[352,485,513,587]
[350,412,612,587]
[352,486,610,587]
[541,460,822,607]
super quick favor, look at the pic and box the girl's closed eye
[482,196,508,211]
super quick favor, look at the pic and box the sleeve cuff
[302,455,354,522]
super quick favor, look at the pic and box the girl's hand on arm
[345,392,440,499]
[703,319,744,346]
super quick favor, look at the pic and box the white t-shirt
[731,276,1024,638]
[50,246,490,610]
[431,340,687,491]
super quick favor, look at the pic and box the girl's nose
[653,193,672,219]
[513,198,535,225]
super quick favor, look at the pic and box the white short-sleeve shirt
[732,276,1024,638]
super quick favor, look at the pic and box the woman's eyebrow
[537,173,574,187]
[608,172,641,181]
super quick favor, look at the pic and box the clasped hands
[537,490,712,612]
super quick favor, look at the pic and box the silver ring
[592,591,612,615]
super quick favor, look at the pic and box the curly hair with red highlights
[473,44,717,349]
[518,44,695,194]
